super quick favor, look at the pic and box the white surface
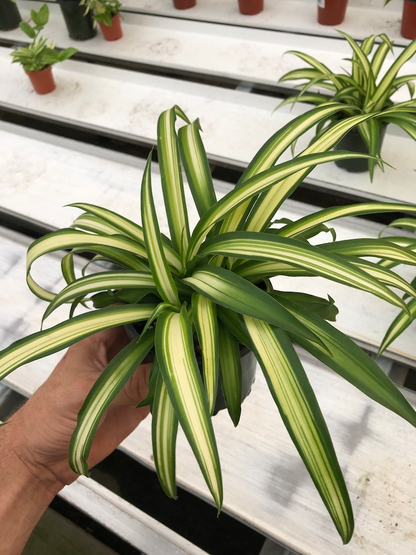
[61,477,209,555]
[120,0,410,47]
[2,2,414,90]
[1,48,416,205]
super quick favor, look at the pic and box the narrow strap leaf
[141,155,180,307]
[198,232,407,311]
[0,304,157,382]
[379,298,416,355]
[218,321,242,427]
[155,307,223,510]
[192,293,219,415]
[178,119,217,217]
[278,202,416,239]
[274,296,416,428]
[157,107,190,258]
[70,329,155,475]
[42,271,156,322]
[151,370,179,499]
[183,265,327,348]
[243,316,354,544]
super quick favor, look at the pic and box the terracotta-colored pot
[317,0,348,25]
[173,0,196,9]
[25,66,56,95]
[401,0,416,40]
[238,0,264,15]
[99,13,122,41]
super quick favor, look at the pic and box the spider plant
[278,31,416,178]
[1,104,416,544]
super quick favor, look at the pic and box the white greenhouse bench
[1,122,416,555]
[1,46,416,206]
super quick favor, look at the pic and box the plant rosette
[278,32,416,177]
[2,104,416,544]
[10,4,77,94]
[81,0,122,40]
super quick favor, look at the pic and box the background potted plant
[317,0,348,26]
[80,0,122,41]
[0,0,21,31]
[10,4,77,94]
[57,0,96,41]
[278,32,416,177]
[172,0,196,10]
[385,0,416,40]
[238,0,263,15]
[1,104,416,543]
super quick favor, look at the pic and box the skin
[0,327,152,555]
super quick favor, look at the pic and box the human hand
[5,326,151,495]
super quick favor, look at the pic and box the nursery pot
[125,324,257,415]
[173,0,196,9]
[238,0,264,15]
[401,0,416,40]
[57,0,96,41]
[317,0,348,25]
[0,0,21,31]
[25,66,56,95]
[99,13,122,41]
[334,125,387,173]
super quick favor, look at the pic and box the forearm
[0,422,61,555]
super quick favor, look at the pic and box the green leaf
[155,306,223,510]
[220,103,347,235]
[70,329,155,475]
[379,298,416,354]
[19,21,36,39]
[218,321,242,426]
[192,293,219,415]
[274,296,416,428]
[58,47,78,62]
[178,119,217,217]
[31,3,49,27]
[278,202,416,239]
[136,358,159,408]
[157,107,190,258]
[0,304,157,382]
[320,238,416,267]
[151,371,179,498]
[141,155,180,307]
[26,228,149,301]
[273,292,339,321]
[70,203,181,273]
[199,232,407,311]
[183,265,326,347]
[42,271,157,322]
[242,316,354,544]
[187,149,374,261]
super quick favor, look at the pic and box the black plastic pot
[57,0,96,41]
[0,0,21,31]
[334,125,387,173]
[125,324,257,415]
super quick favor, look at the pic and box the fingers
[111,362,152,408]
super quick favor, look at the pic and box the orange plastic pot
[238,0,264,15]
[99,13,122,41]
[173,0,196,9]
[25,66,56,95]
[401,0,416,40]
[317,0,348,25]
